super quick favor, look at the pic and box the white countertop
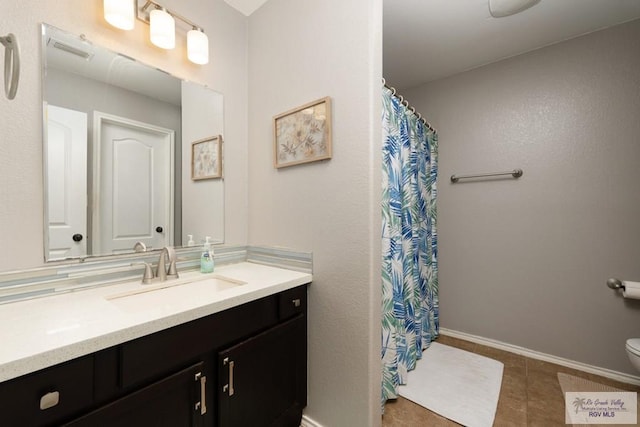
[0,262,311,383]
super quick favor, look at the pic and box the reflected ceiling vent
[47,37,94,60]
[489,0,541,17]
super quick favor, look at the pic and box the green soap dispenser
[200,236,214,273]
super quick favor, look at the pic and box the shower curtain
[381,86,439,404]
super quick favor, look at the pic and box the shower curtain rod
[382,78,437,133]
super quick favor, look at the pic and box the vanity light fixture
[103,0,209,64]
[149,7,175,49]
[103,0,135,30]
[187,27,209,65]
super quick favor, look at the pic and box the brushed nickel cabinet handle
[223,357,235,396]
[229,360,235,396]
[194,372,207,415]
[292,298,301,307]
[40,391,59,410]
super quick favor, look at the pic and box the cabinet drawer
[278,285,307,320]
[0,356,94,427]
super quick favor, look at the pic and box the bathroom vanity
[0,262,311,427]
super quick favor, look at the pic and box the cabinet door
[65,362,209,427]
[218,315,306,427]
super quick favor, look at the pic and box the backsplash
[0,245,312,304]
[247,246,314,272]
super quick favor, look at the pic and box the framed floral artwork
[191,135,223,180]
[273,97,332,168]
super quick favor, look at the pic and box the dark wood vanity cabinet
[0,284,308,427]
[217,315,306,427]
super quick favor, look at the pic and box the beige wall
[247,0,382,425]
[0,0,248,271]
[405,19,640,374]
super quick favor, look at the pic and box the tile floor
[382,335,640,426]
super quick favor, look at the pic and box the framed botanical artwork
[191,135,223,180]
[273,97,332,168]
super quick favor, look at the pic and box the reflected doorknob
[156,226,163,233]
[72,234,83,242]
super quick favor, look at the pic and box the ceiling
[384,0,640,90]
[223,0,268,16]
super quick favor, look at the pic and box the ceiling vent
[489,0,541,17]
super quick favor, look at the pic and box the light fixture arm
[137,0,202,32]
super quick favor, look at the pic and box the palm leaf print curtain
[381,86,439,404]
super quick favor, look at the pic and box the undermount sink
[105,274,247,313]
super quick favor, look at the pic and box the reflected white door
[46,105,88,260]
[93,112,174,255]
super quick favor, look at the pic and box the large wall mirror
[42,23,224,262]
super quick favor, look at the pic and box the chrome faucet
[156,246,179,282]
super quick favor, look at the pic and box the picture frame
[191,135,223,180]
[273,97,332,168]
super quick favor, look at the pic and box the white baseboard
[301,414,323,427]
[439,328,640,386]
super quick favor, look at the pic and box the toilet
[626,338,640,371]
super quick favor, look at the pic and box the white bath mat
[398,342,504,427]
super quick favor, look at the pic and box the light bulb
[187,28,209,65]
[150,8,175,49]
[104,0,135,30]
